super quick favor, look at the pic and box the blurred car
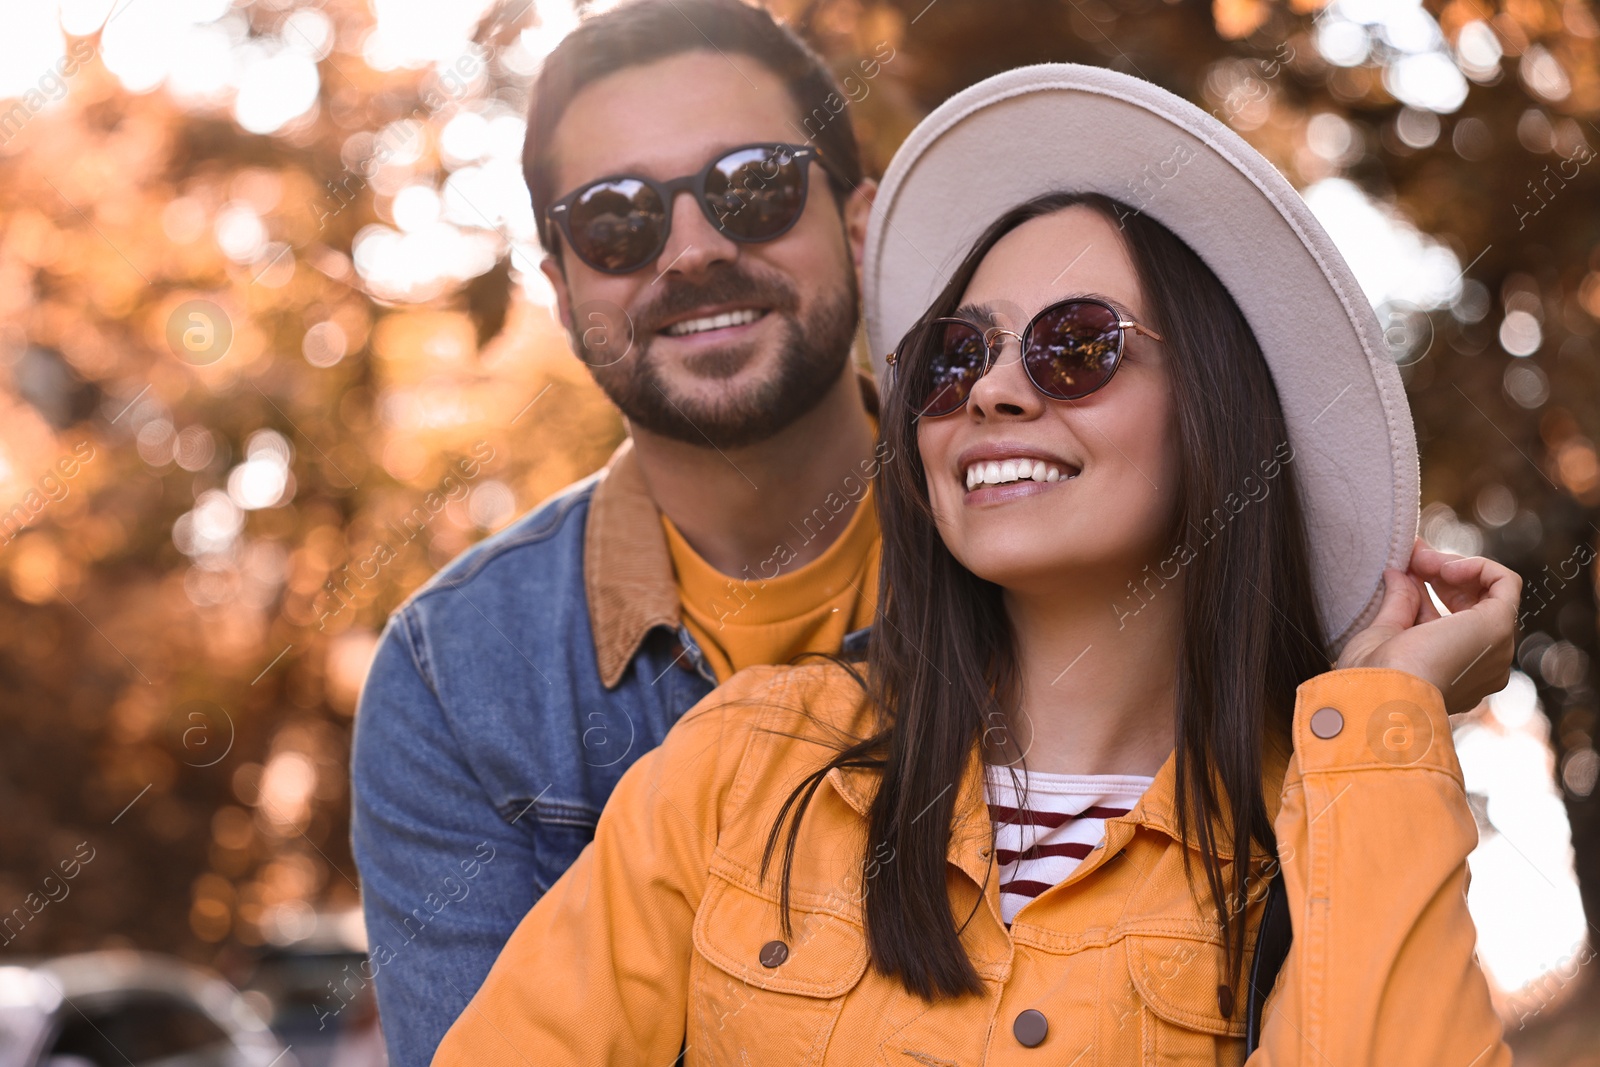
[0,951,292,1067]
[232,909,384,1067]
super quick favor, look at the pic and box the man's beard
[575,263,859,450]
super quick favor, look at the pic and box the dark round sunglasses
[545,142,846,275]
[886,297,1165,417]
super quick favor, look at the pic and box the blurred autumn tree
[1,0,1598,1058]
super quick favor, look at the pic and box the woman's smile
[956,441,1081,504]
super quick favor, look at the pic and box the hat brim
[863,63,1419,655]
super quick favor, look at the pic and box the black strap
[1245,869,1292,1054]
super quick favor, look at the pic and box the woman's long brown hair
[762,191,1329,1001]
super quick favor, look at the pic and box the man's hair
[521,0,865,263]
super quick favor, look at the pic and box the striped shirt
[984,765,1154,925]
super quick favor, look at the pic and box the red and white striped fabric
[983,765,1154,925]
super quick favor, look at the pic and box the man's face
[541,50,868,449]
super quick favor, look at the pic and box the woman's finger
[1408,551,1513,616]
[1443,555,1521,600]
[1435,558,1522,704]
[1368,568,1422,636]
[1427,560,1484,614]
[1407,542,1466,612]
[1408,539,1463,572]
[1411,573,1443,624]
[1435,555,1522,616]
[1408,546,1464,587]
[1425,574,1478,616]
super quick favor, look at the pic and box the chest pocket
[503,798,598,894]
[690,871,870,1066]
[1125,934,1247,1066]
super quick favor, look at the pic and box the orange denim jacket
[432,663,1511,1066]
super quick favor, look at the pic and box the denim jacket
[350,432,873,1067]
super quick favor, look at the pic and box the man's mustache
[633,266,799,335]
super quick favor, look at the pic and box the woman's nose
[966,335,1042,419]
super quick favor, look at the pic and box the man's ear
[844,177,877,271]
[540,253,573,332]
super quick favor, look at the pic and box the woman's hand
[1335,538,1522,715]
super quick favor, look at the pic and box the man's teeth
[965,459,1074,490]
[662,308,765,337]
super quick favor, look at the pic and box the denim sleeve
[351,609,540,1067]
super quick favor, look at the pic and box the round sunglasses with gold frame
[886,297,1164,417]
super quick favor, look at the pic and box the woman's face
[916,206,1183,597]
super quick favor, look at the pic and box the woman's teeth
[965,458,1073,491]
[662,308,765,337]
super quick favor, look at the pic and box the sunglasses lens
[703,145,807,241]
[897,320,987,416]
[1025,301,1123,400]
[566,178,666,273]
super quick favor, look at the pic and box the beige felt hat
[863,63,1420,655]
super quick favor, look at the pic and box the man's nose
[650,190,739,279]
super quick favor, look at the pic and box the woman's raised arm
[1253,543,1520,1065]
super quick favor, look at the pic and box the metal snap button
[1013,1008,1048,1047]
[758,939,788,967]
[1309,706,1344,739]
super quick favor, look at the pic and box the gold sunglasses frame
[883,297,1164,416]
